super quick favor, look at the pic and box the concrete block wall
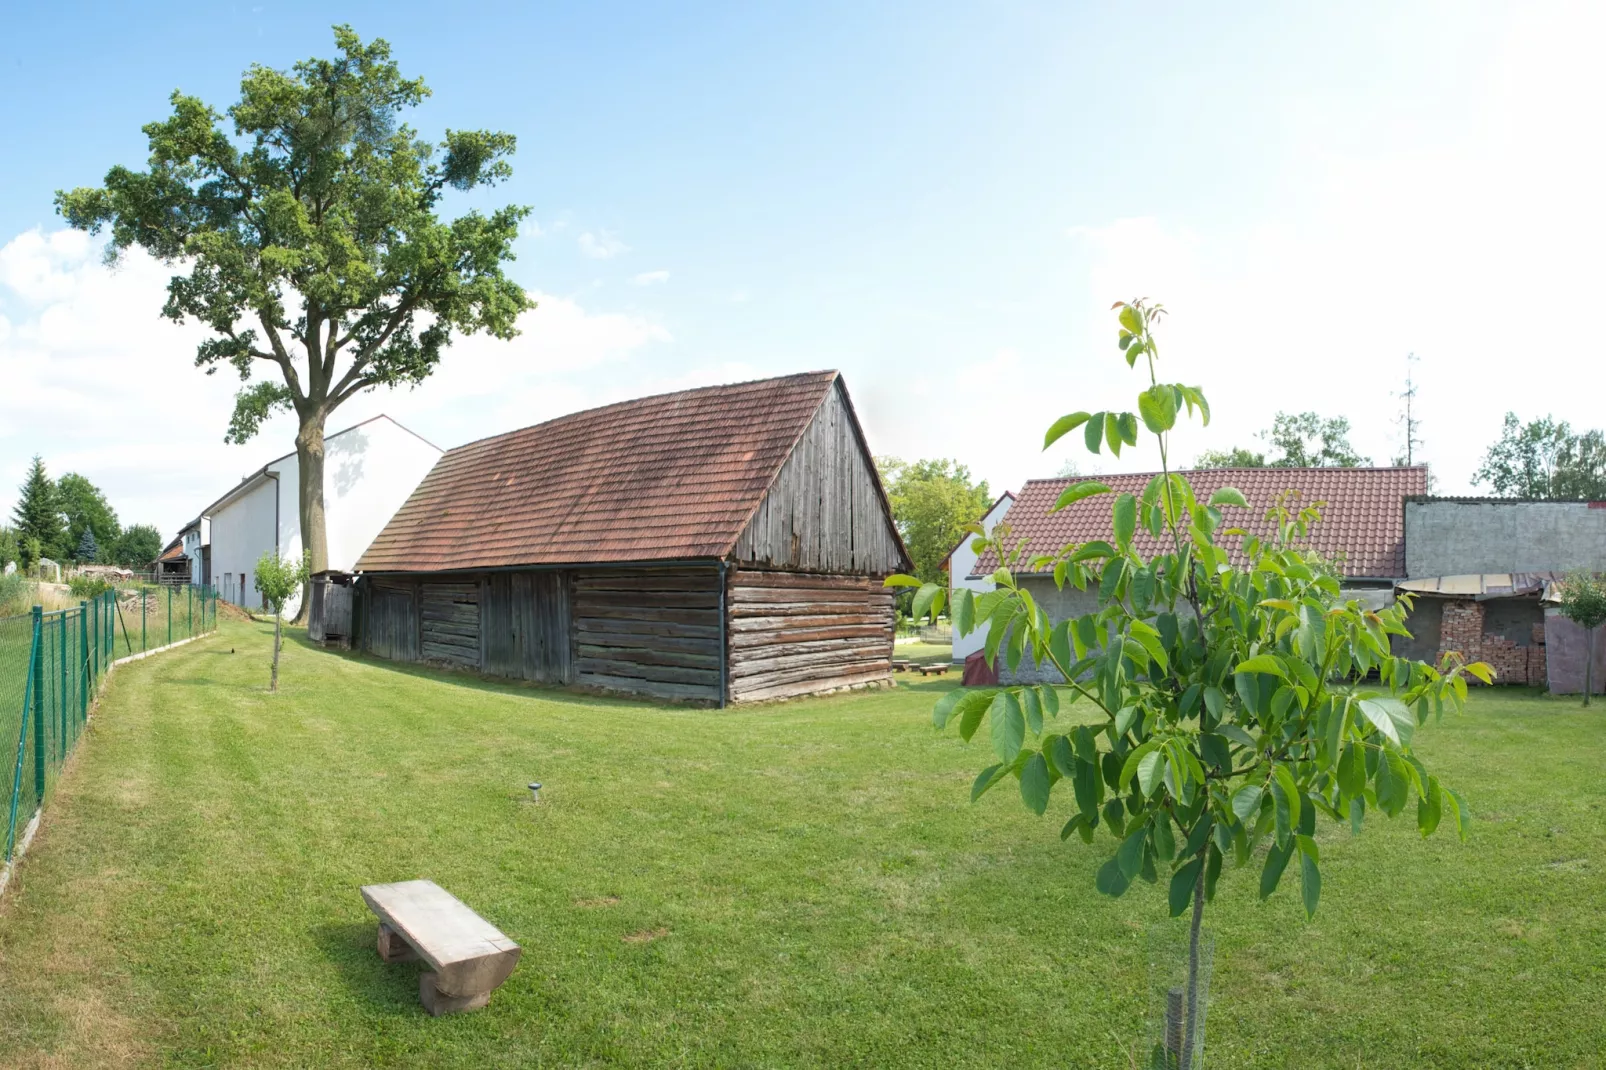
[1405,500,1606,578]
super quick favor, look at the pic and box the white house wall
[210,477,281,611]
[951,494,1013,663]
[206,417,441,618]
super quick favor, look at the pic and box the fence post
[6,630,37,861]
[32,608,45,803]
[80,602,89,722]
[188,585,193,638]
[167,585,172,647]
[59,610,67,747]
[141,588,147,653]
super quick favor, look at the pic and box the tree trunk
[1586,629,1595,708]
[271,613,281,692]
[1179,858,1206,1070]
[292,414,328,624]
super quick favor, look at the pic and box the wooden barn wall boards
[732,382,906,575]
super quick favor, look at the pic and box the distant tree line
[1,456,163,572]
[876,458,993,585]
[1473,413,1606,500]
[1194,411,1371,470]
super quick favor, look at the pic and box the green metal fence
[0,584,216,861]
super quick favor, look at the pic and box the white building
[199,416,442,617]
[946,490,1014,663]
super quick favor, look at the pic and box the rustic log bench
[360,879,522,1016]
[915,662,950,676]
[891,659,914,672]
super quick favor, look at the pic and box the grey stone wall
[1405,500,1606,578]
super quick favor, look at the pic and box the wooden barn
[350,371,911,704]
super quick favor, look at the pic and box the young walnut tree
[890,300,1487,1069]
[254,551,311,693]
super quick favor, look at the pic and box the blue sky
[2,2,1602,537]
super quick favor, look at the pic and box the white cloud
[631,270,670,286]
[0,228,673,539]
[577,230,628,260]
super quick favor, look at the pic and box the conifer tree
[12,457,66,562]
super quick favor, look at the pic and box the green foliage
[898,299,1486,931]
[56,472,120,562]
[1195,412,1370,470]
[56,26,536,577]
[877,457,992,584]
[11,456,66,562]
[0,525,17,569]
[69,575,113,599]
[253,551,311,615]
[112,524,164,569]
[1473,413,1606,500]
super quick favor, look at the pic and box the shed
[971,466,1430,684]
[1393,573,1558,686]
[351,372,911,704]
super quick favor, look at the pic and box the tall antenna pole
[1396,352,1422,466]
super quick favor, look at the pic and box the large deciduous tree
[896,301,1483,1068]
[113,524,165,570]
[56,473,121,563]
[1473,413,1606,500]
[57,26,534,611]
[877,458,993,584]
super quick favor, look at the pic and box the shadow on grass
[311,920,428,1017]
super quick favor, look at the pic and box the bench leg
[419,971,492,1016]
[377,922,418,964]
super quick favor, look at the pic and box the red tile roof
[357,371,852,572]
[975,466,1428,580]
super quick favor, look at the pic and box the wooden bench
[891,659,914,672]
[915,663,950,676]
[360,879,522,1016]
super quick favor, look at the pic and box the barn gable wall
[732,382,905,575]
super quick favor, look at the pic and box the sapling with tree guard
[890,299,1489,1069]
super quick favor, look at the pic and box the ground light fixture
[528,782,542,803]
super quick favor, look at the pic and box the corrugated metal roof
[357,371,847,573]
[1397,572,1562,599]
[973,466,1429,580]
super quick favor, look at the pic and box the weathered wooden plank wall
[732,382,905,575]
[482,571,573,684]
[363,579,420,663]
[420,580,482,669]
[572,567,723,702]
[726,569,894,702]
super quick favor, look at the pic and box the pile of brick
[1438,601,1546,685]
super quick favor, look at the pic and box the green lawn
[0,619,1601,1068]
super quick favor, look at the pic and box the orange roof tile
[976,466,1428,580]
[357,372,846,572]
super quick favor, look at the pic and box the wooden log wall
[482,571,572,684]
[726,569,894,702]
[572,568,722,703]
[420,580,482,669]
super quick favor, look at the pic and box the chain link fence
[0,583,216,862]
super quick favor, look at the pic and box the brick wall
[1437,599,1543,685]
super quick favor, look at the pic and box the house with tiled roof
[974,466,1430,683]
[352,372,912,705]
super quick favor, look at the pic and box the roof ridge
[442,370,840,456]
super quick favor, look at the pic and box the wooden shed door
[420,581,482,669]
[365,583,419,662]
[482,571,573,684]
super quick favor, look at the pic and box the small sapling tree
[891,300,1488,1069]
[1557,571,1606,705]
[253,551,310,692]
